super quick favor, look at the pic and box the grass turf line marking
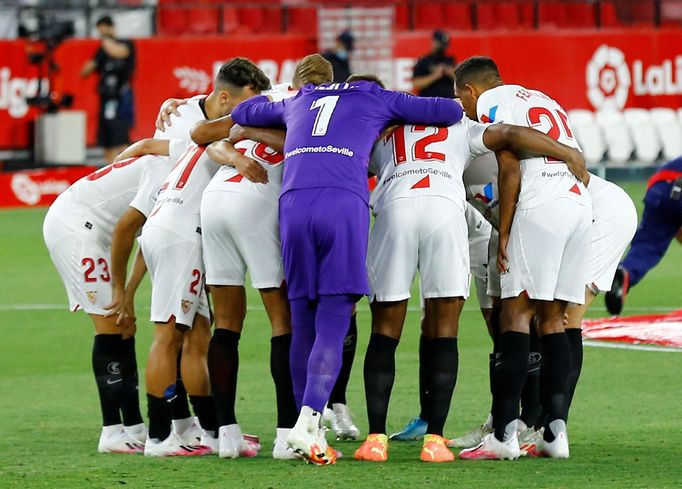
[583,340,681,353]
[0,304,678,314]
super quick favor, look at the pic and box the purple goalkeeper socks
[301,294,355,413]
[290,298,317,410]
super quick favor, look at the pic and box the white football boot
[329,403,359,441]
[459,433,521,460]
[272,428,300,460]
[199,430,219,454]
[529,420,569,459]
[287,406,336,465]
[173,416,202,445]
[98,424,144,454]
[218,424,261,459]
[123,423,147,445]
[144,431,212,457]
[447,413,493,448]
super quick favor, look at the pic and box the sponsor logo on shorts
[86,290,98,304]
[180,299,193,314]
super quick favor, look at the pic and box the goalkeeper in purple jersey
[231,54,464,464]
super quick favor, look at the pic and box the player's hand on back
[155,98,188,132]
[234,152,268,184]
[564,148,590,187]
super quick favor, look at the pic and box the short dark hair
[96,15,114,27]
[346,73,385,89]
[216,57,271,93]
[454,56,501,89]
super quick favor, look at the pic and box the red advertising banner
[0,166,95,207]
[0,28,681,151]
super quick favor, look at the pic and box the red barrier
[0,166,95,207]
[1,28,681,150]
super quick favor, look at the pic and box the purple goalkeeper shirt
[231,81,463,203]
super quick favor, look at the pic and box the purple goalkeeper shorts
[279,187,370,301]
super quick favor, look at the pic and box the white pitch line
[0,304,678,313]
[0,303,678,314]
[583,340,681,353]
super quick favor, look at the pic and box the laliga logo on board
[586,45,631,110]
[11,173,70,206]
[587,44,682,110]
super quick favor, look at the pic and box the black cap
[337,30,355,52]
[433,30,450,46]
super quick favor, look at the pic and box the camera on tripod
[18,15,75,112]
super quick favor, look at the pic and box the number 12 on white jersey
[310,96,339,136]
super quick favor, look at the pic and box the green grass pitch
[0,181,680,488]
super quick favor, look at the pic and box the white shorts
[140,224,209,327]
[474,275,493,309]
[201,191,284,289]
[368,196,470,302]
[467,207,493,309]
[589,186,638,292]
[501,199,591,304]
[43,199,113,315]
[486,229,502,299]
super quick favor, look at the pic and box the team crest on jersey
[86,291,97,304]
[181,299,193,314]
[480,105,498,123]
[474,182,494,203]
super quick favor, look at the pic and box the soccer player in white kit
[107,98,210,446]
[354,98,592,463]
[455,57,592,461]
[194,84,303,459]
[200,130,300,459]
[107,77,223,448]
[111,59,272,457]
[43,154,175,453]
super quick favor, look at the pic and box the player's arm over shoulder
[380,88,463,126]
[115,138,186,162]
[231,95,287,128]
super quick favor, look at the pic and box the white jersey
[55,155,173,241]
[464,152,500,230]
[145,142,220,236]
[153,95,207,142]
[203,139,283,201]
[369,118,490,215]
[476,84,588,210]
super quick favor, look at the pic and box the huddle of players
[43,53,636,463]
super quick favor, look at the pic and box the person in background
[605,157,682,315]
[322,30,354,83]
[81,15,135,164]
[412,30,456,98]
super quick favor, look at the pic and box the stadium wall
[1,28,681,150]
